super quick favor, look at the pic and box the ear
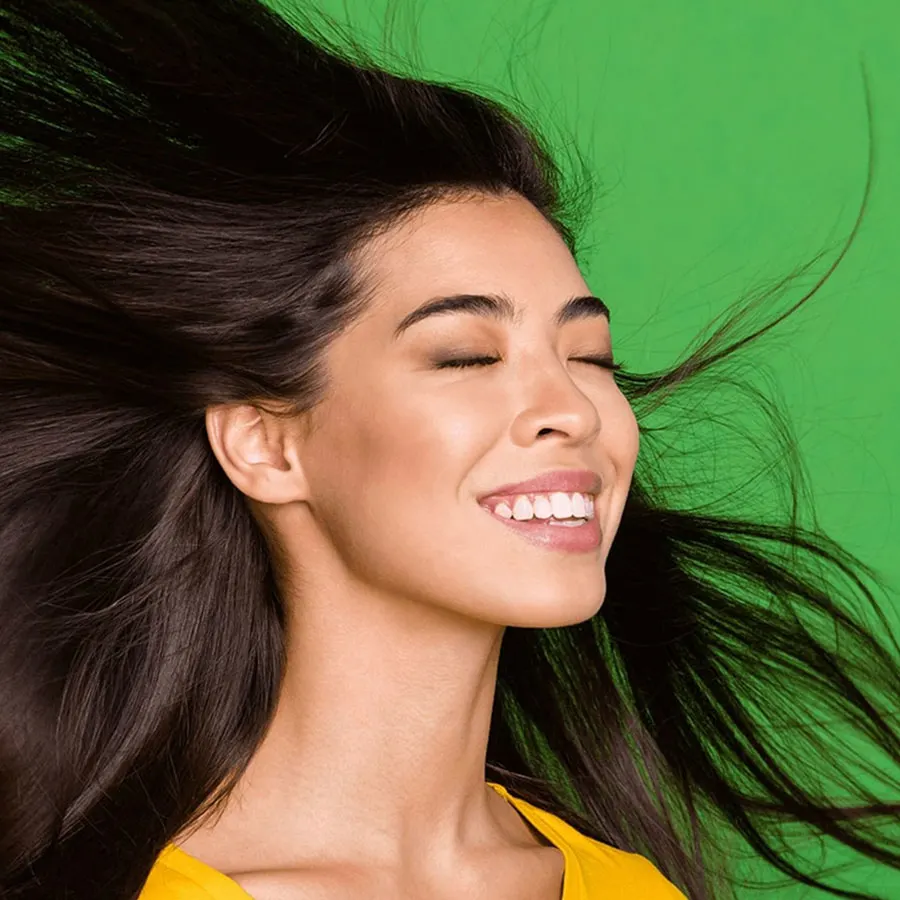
[204,402,310,505]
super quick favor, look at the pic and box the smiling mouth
[481,490,595,524]
[479,491,602,552]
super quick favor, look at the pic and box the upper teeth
[490,492,594,521]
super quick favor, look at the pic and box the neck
[175,575,530,874]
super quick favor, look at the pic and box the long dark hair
[0,2,897,898]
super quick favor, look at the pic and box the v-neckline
[157,781,578,900]
[486,781,577,900]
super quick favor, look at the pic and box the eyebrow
[391,292,611,340]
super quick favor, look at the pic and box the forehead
[355,192,588,317]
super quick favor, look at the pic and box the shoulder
[139,846,251,900]
[570,834,689,899]
[140,859,214,900]
[492,785,688,899]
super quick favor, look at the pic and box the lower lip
[484,510,602,552]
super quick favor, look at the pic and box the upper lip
[477,469,602,503]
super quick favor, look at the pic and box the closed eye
[434,355,501,369]
[434,355,623,371]
[574,355,624,372]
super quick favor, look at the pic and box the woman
[0,1,898,898]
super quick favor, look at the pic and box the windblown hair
[0,2,898,898]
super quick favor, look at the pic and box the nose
[508,354,602,448]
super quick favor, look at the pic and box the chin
[488,579,607,629]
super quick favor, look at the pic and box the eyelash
[435,355,623,372]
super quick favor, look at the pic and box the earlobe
[204,403,309,505]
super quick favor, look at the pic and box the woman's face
[288,191,639,628]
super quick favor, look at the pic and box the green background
[273,0,899,895]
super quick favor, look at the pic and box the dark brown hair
[0,2,897,898]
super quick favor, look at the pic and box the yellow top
[140,781,688,899]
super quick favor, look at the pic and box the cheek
[600,394,639,538]
[601,388,639,470]
[306,382,490,540]
[620,406,641,472]
[303,388,504,602]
